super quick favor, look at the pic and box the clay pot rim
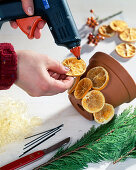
[89,52,136,102]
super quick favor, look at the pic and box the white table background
[0,0,136,169]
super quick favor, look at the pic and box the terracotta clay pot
[69,52,136,120]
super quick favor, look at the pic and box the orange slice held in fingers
[110,20,128,32]
[86,66,109,91]
[93,103,115,124]
[82,90,105,113]
[119,28,136,42]
[74,78,93,99]
[98,25,115,38]
[116,43,136,58]
[62,57,86,77]
[68,76,80,94]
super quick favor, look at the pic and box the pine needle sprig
[34,107,136,170]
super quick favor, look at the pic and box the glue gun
[0,0,81,58]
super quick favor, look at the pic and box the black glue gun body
[0,0,81,50]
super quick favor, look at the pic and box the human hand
[10,0,46,39]
[15,50,74,97]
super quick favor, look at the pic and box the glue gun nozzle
[77,56,81,60]
[70,46,81,60]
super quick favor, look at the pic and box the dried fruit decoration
[93,103,114,124]
[86,9,99,29]
[87,33,104,46]
[115,43,136,58]
[82,90,105,113]
[110,20,128,33]
[98,25,115,38]
[86,66,109,90]
[119,28,136,42]
[62,57,86,77]
[86,9,104,46]
[74,78,93,99]
[68,76,80,94]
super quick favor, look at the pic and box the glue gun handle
[0,1,27,21]
[0,0,44,21]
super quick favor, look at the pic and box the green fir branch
[34,107,136,170]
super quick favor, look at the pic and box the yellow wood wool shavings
[0,97,42,151]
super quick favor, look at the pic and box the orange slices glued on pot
[119,28,136,42]
[86,66,109,90]
[116,43,136,58]
[74,78,93,99]
[93,103,114,124]
[82,90,105,113]
[68,76,80,94]
[62,57,86,76]
[98,25,115,38]
[110,20,128,32]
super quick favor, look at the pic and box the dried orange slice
[98,25,115,38]
[68,76,80,94]
[82,90,105,113]
[110,20,128,32]
[119,28,136,42]
[86,66,109,90]
[116,43,136,58]
[93,103,114,124]
[62,57,86,76]
[74,78,92,99]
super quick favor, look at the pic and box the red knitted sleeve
[0,43,17,90]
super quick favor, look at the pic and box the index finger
[50,76,74,94]
[21,0,34,16]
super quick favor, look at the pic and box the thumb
[47,59,70,74]
[49,77,74,94]
[21,0,34,16]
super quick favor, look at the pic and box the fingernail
[64,66,70,71]
[28,7,34,15]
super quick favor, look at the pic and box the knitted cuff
[0,43,17,90]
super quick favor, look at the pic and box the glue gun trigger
[16,16,45,39]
